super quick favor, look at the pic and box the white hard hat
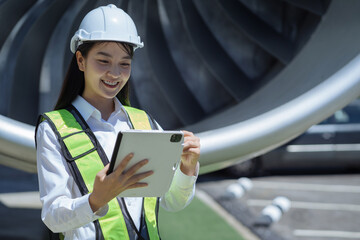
[70,4,144,53]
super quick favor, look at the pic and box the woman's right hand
[89,153,153,212]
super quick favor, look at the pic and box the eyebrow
[96,51,131,59]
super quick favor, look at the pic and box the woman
[36,4,200,240]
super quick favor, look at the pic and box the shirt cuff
[174,162,199,188]
[77,194,109,222]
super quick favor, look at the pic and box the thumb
[101,163,110,175]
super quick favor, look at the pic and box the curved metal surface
[158,0,234,114]
[145,0,205,125]
[0,0,71,123]
[0,115,36,172]
[38,0,97,114]
[188,0,360,172]
[178,0,254,101]
[0,0,36,47]
[197,54,360,172]
[128,0,185,129]
[1,0,360,174]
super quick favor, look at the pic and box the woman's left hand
[180,130,200,176]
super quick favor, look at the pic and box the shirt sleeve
[160,162,200,212]
[36,121,108,233]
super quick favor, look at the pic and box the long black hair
[54,41,134,110]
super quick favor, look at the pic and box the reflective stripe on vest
[123,106,152,130]
[42,106,159,240]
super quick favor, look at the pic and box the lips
[102,80,119,88]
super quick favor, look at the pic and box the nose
[107,65,121,79]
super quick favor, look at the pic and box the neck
[83,96,115,121]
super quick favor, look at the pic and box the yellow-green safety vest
[39,105,160,240]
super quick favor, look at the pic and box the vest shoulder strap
[124,106,159,130]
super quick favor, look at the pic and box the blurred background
[0,0,331,128]
[1,0,360,239]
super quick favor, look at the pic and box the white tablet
[108,130,184,197]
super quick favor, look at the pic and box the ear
[76,51,85,72]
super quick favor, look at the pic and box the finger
[114,153,134,175]
[181,130,194,137]
[126,182,149,190]
[102,164,110,173]
[123,159,150,177]
[184,137,195,144]
[182,148,199,157]
[131,170,154,182]
[182,147,201,157]
[124,170,153,188]
[96,164,110,181]
[183,139,199,146]
[183,141,200,152]
[184,135,200,144]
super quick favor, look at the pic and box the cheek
[92,64,108,74]
[123,67,131,77]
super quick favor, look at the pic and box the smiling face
[76,42,132,106]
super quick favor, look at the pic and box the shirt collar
[72,95,126,122]
[112,97,129,122]
[72,96,99,121]
[113,97,125,115]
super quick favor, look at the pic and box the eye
[120,62,131,68]
[97,59,109,64]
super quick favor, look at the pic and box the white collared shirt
[36,96,198,240]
